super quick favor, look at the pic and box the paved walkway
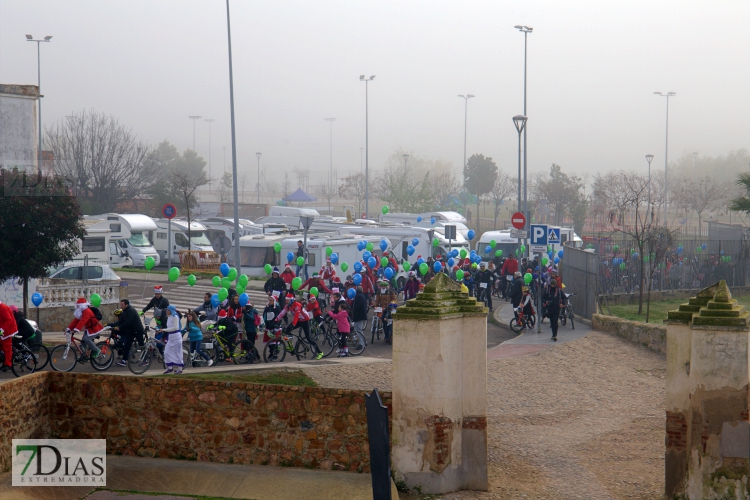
[0,455,397,500]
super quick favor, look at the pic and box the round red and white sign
[511,212,526,230]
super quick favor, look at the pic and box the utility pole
[26,34,52,176]
[204,118,214,187]
[188,116,202,150]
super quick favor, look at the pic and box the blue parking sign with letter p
[530,224,548,253]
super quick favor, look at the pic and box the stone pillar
[391,272,487,494]
[665,280,750,498]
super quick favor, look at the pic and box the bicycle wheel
[29,343,49,371]
[509,318,524,333]
[127,345,152,375]
[347,332,366,356]
[263,339,286,363]
[319,332,336,358]
[233,340,254,364]
[12,348,37,377]
[91,341,115,371]
[569,312,575,330]
[293,339,311,361]
[50,344,77,372]
[560,314,567,326]
[528,314,536,328]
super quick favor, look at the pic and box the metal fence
[584,236,750,295]
[560,245,599,319]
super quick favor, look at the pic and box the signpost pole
[168,219,172,270]
[538,250,542,333]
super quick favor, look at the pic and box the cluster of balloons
[612,257,625,265]
[721,255,732,263]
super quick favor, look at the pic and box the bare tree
[46,109,158,213]
[644,225,679,322]
[486,171,517,229]
[317,182,337,213]
[172,170,210,253]
[680,176,722,235]
[282,172,291,201]
[338,173,367,215]
[218,172,233,204]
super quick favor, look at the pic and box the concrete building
[0,84,38,172]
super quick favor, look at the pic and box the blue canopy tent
[282,188,317,206]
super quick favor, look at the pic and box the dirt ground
[304,331,665,500]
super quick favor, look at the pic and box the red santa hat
[76,297,87,305]
[154,286,163,294]
[217,309,228,318]
[286,293,295,300]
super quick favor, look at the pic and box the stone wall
[600,286,750,307]
[43,372,390,472]
[592,314,666,354]
[35,303,120,332]
[0,372,49,472]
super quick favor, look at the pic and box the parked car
[46,263,121,282]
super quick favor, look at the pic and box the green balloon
[296,256,305,267]
[264,264,273,275]
[460,249,468,258]
[456,269,464,281]
[524,273,533,285]
[620,262,626,269]
[221,277,232,289]
[90,293,102,308]
[326,246,333,256]
[144,256,155,271]
[292,277,302,290]
[228,268,237,281]
[495,250,502,257]
[419,262,429,276]
[341,262,349,272]
[542,257,549,266]
[236,285,245,295]
[310,286,319,297]
[168,267,180,282]
[381,257,388,267]
[520,245,526,253]
[187,274,197,286]
[212,276,221,287]
[471,262,477,269]
[381,205,389,215]
[490,239,496,249]
[366,242,374,252]
[218,287,228,301]
[402,261,411,272]
[238,274,249,287]
[432,238,439,247]
[547,245,551,252]
[613,245,619,251]
[273,242,282,253]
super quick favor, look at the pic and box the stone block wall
[35,303,120,332]
[43,372,390,472]
[0,372,49,471]
[592,314,666,354]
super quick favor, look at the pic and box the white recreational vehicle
[475,227,583,261]
[152,218,214,263]
[378,211,471,238]
[85,213,160,268]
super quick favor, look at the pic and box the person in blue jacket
[183,310,213,367]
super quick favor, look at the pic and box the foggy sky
[1,0,748,187]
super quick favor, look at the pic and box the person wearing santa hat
[141,286,170,327]
[0,300,18,371]
[67,297,103,359]
[283,293,323,360]
[320,259,337,288]
[262,295,282,360]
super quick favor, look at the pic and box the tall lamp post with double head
[645,154,654,220]
[204,118,214,187]
[515,25,532,231]
[188,116,202,150]
[654,91,676,222]
[360,75,375,218]
[457,94,475,185]
[26,34,52,175]
[402,153,409,174]
[513,115,527,214]
[256,152,262,203]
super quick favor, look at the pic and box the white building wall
[0,84,38,172]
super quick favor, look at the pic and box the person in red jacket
[501,254,519,277]
[284,294,323,360]
[280,265,296,288]
[305,295,325,331]
[300,272,332,295]
[319,260,337,285]
[0,300,17,371]
[67,297,103,359]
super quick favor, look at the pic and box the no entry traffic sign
[511,212,526,230]
[162,203,177,219]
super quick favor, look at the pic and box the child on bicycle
[284,293,323,360]
[327,302,351,357]
[262,295,282,360]
[305,295,325,332]
[382,299,398,344]
[214,309,239,362]
[516,286,535,329]
[184,310,213,367]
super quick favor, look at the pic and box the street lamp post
[515,26,533,236]
[513,115,527,214]
[26,34,52,176]
[360,75,375,218]
[654,91,676,222]
[188,115,202,150]
[324,118,335,191]
[223,146,227,173]
[224,0,241,273]
[646,154,654,220]
[457,94,475,184]
[204,118,214,187]
[256,152,262,203]
[359,147,364,176]
[402,153,409,174]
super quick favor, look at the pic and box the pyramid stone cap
[668,280,749,328]
[392,272,487,320]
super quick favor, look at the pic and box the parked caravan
[475,227,582,261]
[85,213,160,267]
[378,212,471,237]
[152,219,213,263]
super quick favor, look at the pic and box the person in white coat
[162,305,184,374]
